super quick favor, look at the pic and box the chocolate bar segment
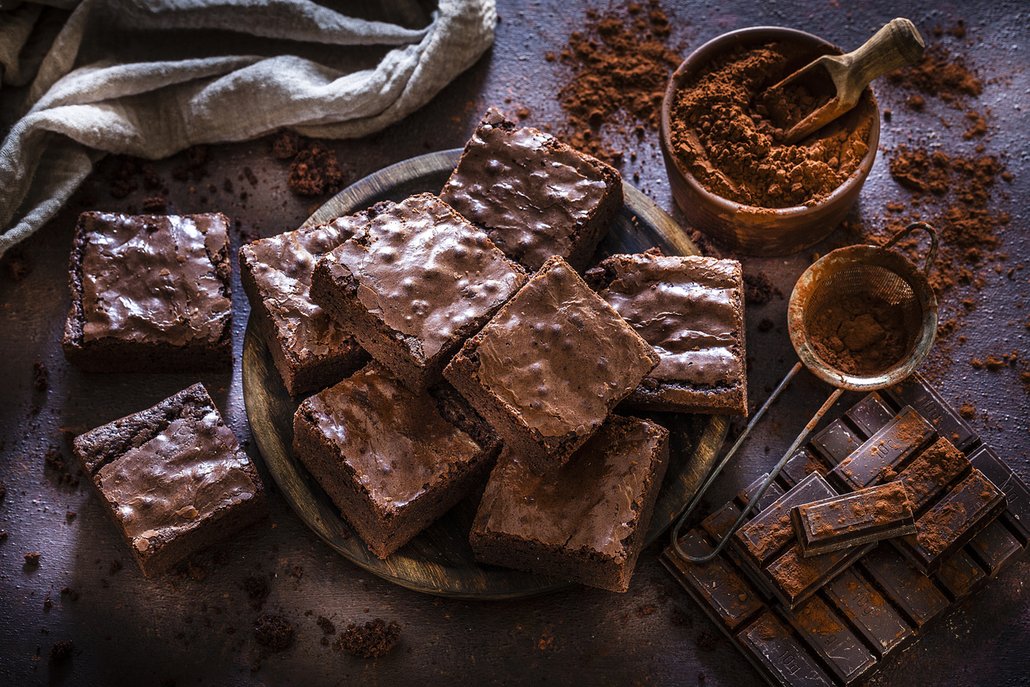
[883,437,969,512]
[810,419,862,466]
[737,612,834,687]
[936,549,986,599]
[831,407,936,491]
[884,374,978,452]
[896,469,1005,573]
[844,392,894,438]
[969,445,1030,541]
[786,596,876,684]
[823,568,913,657]
[860,547,947,628]
[764,542,874,609]
[967,519,1022,576]
[780,448,830,487]
[667,530,765,630]
[735,473,837,567]
[738,472,787,512]
[792,482,917,557]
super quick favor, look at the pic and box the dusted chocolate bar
[791,482,916,557]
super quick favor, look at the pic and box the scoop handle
[843,18,925,94]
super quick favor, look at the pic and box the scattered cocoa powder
[335,618,401,658]
[887,44,982,107]
[959,403,976,419]
[669,42,874,208]
[554,1,681,164]
[807,294,908,375]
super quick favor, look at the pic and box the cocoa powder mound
[807,294,908,375]
[668,43,873,208]
[555,1,681,165]
[886,45,983,107]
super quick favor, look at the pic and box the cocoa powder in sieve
[668,43,874,208]
[807,294,908,375]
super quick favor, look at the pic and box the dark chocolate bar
[830,406,936,491]
[859,546,947,628]
[966,518,1022,576]
[809,419,862,466]
[780,448,830,487]
[784,595,876,684]
[735,473,837,567]
[969,445,1030,541]
[737,612,834,687]
[665,530,765,630]
[936,549,987,600]
[884,374,978,452]
[764,542,873,609]
[792,482,917,557]
[895,469,1005,573]
[823,568,913,657]
[884,437,969,512]
[843,392,894,437]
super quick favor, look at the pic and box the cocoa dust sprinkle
[335,618,401,658]
[554,1,681,165]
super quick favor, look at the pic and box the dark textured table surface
[1,1,1027,685]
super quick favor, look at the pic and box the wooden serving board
[242,150,729,599]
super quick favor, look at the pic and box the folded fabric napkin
[0,0,496,257]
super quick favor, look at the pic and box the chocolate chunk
[884,374,979,452]
[792,482,917,557]
[831,407,936,490]
[735,473,837,567]
[844,392,894,438]
[780,448,830,487]
[667,531,764,630]
[896,469,1005,573]
[823,568,913,657]
[787,595,876,684]
[968,445,1030,542]
[810,419,863,465]
[860,547,947,628]
[737,612,834,687]
[967,519,1022,575]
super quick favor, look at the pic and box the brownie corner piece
[292,364,499,559]
[310,193,527,392]
[470,415,670,592]
[72,383,266,577]
[587,249,747,415]
[63,211,233,372]
[238,211,377,396]
[444,255,659,473]
[441,107,623,271]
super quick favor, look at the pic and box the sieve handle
[881,221,938,276]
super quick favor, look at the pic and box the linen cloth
[0,0,496,256]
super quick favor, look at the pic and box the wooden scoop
[766,18,925,144]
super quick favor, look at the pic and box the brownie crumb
[316,615,336,635]
[743,272,782,306]
[24,551,41,568]
[272,130,302,160]
[50,640,74,663]
[335,618,401,658]
[242,576,270,611]
[288,143,345,197]
[253,614,294,652]
[44,446,80,488]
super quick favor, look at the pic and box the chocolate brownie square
[63,212,233,371]
[292,364,500,559]
[444,255,659,473]
[310,193,527,391]
[239,207,387,395]
[72,383,266,577]
[441,108,623,271]
[470,416,670,592]
[586,248,747,415]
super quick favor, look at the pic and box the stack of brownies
[240,109,749,592]
[63,109,748,590]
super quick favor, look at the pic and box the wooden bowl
[659,27,880,256]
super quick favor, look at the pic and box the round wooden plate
[242,150,729,599]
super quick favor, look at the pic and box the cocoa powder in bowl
[668,41,875,209]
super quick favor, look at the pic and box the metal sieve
[671,222,938,563]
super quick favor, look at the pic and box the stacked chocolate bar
[663,374,1029,686]
[236,108,750,590]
